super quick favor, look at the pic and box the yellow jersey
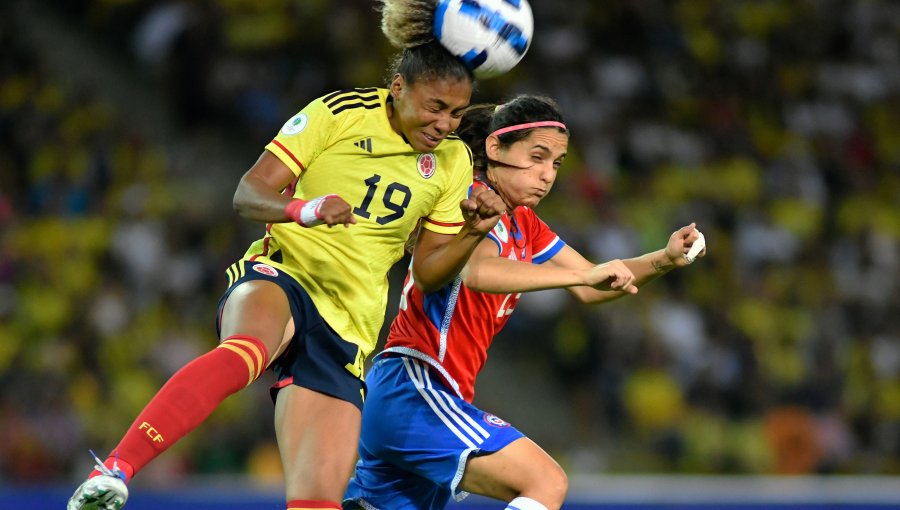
[241,87,472,357]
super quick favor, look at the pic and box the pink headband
[489,121,567,139]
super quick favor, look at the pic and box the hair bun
[379,0,438,49]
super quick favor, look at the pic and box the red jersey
[384,190,565,402]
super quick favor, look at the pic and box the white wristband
[297,195,336,227]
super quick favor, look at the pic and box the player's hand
[460,186,505,235]
[318,195,357,227]
[665,222,706,267]
[586,259,638,294]
[285,195,357,228]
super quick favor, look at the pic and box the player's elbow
[232,177,257,219]
[232,191,245,216]
[413,276,443,294]
[232,182,247,214]
[411,265,444,294]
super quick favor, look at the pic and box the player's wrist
[458,221,487,239]
[654,249,678,272]
[284,195,338,227]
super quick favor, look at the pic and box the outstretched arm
[461,241,637,294]
[554,223,706,304]
[462,223,706,303]
[411,186,506,293]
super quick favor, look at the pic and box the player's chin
[521,196,543,208]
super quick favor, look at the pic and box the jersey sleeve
[525,208,566,264]
[421,142,471,235]
[265,98,338,176]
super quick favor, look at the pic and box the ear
[389,74,404,99]
[485,134,501,161]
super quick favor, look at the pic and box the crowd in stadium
[1,0,898,484]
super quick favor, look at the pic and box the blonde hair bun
[379,0,438,48]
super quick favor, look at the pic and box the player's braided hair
[457,95,568,172]
[380,0,473,85]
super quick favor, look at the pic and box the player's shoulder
[314,87,387,117]
[437,133,473,168]
[441,133,470,154]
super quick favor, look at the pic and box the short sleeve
[265,99,337,176]
[525,209,566,264]
[421,142,471,235]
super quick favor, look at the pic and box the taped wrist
[284,195,338,227]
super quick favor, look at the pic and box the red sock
[287,501,341,510]
[89,335,268,480]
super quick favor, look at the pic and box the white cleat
[67,452,129,510]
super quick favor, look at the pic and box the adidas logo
[353,137,373,153]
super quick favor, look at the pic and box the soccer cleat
[67,451,129,510]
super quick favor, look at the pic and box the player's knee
[541,463,568,506]
[523,459,567,508]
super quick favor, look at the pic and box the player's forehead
[408,75,472,108]
[512,128,569,155]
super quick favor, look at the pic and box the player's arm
[233,151,355,227]
[459,240,632,294]
[461,239,612,294]
[411,186,505,293]
[549,223,706,304]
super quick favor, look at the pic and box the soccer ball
[434,0,534,79]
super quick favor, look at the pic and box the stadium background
[0,0,898,508]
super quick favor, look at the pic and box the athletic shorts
[343,354,524,510]
[216,260,366,410]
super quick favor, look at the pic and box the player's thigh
[219,279,294,360]
[274,384,362,501]
[458,436,567,501]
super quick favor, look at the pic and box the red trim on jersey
[249,224,275,261]
[249,236,269,261]
[424,217,465,227]
[271,140,306,172]
[284,173,301,197]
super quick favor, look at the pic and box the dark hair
[456,95,567,170]
[379,0,473,85]
[386,40,473,86]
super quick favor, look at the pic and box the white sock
[506,496,549,510]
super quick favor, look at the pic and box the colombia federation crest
[417,153,436,179]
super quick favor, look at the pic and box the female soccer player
[67,2,505,510]
[343,96,706,510]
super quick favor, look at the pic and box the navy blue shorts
[216,260,366,410]
[343,355,524,509]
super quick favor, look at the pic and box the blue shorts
[216,260,366,410]
[343,355,524,510]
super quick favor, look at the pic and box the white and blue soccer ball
[434,0,534,79]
